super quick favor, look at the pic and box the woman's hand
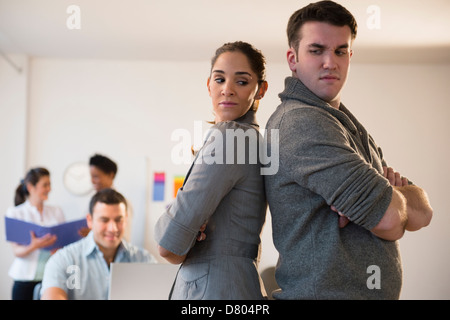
[196,223,207,241]
[30,231,58,249]
[11,231,57,258]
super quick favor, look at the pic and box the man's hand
[382,166,432,231]
[383,166,409,187]
[331,205,350,228]
[40,287,68,300]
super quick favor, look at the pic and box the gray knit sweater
[264,77,402,299]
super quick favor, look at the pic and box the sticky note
[173,176,185,198]
[153,172,165,201]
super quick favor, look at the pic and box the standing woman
[6,167,65,300]
[155,41,269,299]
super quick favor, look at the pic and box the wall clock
[63,162,93,196]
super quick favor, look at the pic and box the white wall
[1,56,449,299]
[344,63,450,299]
[0,54,28,299]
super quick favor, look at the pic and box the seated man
[40,188,155,300]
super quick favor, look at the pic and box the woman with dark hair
[6,167,65,300]
[155,41,269,299]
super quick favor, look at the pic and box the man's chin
[101,236,121,246]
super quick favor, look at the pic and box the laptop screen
[108,262,179,300]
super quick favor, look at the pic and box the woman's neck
[28,197,44,213]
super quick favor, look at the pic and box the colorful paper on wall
[153,172,165,201]
[173,175,185,198]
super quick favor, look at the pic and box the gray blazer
[155,110,267,300]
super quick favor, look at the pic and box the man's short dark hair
[89,154,118,177]
[89,188,127,215]
[287,0,358,51]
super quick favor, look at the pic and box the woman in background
[6,167,65,300]
[155,41,269,299]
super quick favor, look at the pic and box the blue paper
[153,182,165,201]
[4,217,88,250]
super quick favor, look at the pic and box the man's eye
[309,50,322,55]
[336,50,348,56]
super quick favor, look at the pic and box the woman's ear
[25,182,34,194]
[206,77,211,97]
[256,81,268,100]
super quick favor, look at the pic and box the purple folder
[4,217,88,250]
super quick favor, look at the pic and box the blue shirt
[41,232,155,300]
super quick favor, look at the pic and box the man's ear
[86,213,93,229]
[287,48,298,72]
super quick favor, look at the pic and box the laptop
[108,262,179,300]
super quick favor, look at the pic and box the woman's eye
[237,80,248,86]
[214,78,225,83]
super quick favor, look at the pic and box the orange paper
[173,176,185,197]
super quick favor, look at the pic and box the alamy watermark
[171,121,279,175]
[66,265,81,290]
[366,265,381,290]
[366,5,381,30]
[66,5,81,30]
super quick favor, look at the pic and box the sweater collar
[279,77,359,135]
[234,109,259,128]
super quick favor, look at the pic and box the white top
[6,201,65,281]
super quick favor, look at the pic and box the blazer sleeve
[154,121,254,256]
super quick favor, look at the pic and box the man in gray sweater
[264,0,433,299]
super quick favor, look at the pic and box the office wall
[344,63,450,299]
[0,57,449,299]
[0,54,28,300]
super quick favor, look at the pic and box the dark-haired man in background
[89,154,118,192]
